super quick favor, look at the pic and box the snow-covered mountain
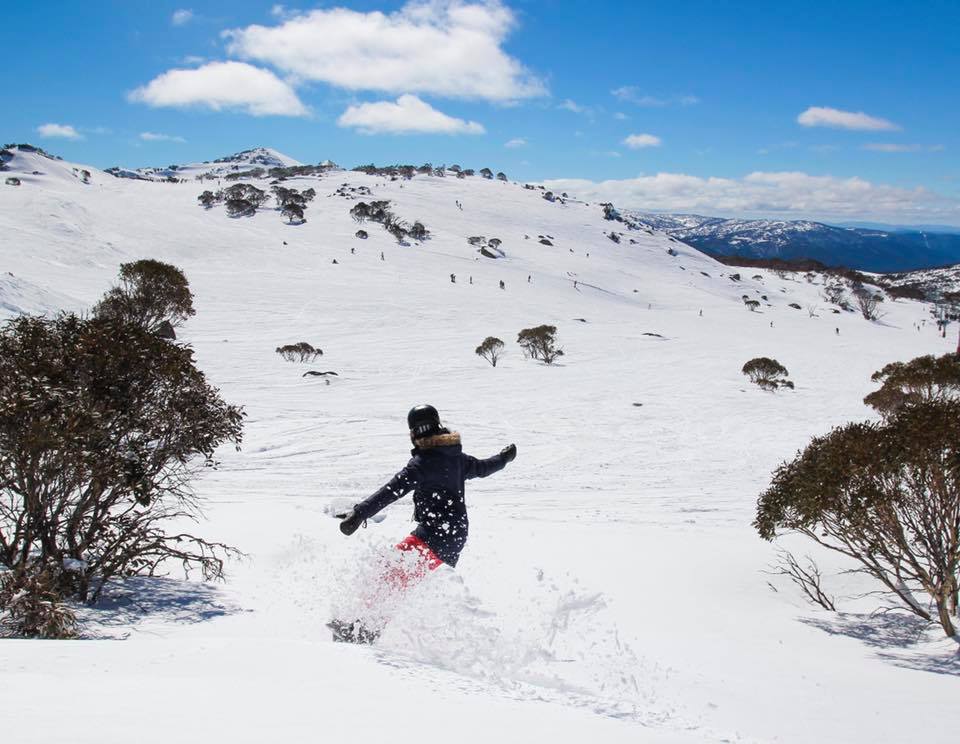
[1,144,958,744]
[627,211,960,272]
[103,146,334,182]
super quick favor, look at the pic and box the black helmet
[407,404,441,438]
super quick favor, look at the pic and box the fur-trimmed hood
[413,431,461,450]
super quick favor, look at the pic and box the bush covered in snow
[0,566,78,639]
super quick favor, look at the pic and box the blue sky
[8,0,960,224]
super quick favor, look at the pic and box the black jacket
[352,432,506,566]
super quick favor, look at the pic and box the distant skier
[499,280,505,290]
[332,405,516,642]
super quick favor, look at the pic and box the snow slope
[104,146,307,181]
[1,147,958,744]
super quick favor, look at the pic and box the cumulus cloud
[337,95,484,135]
[37,123,82,140]
[623,133,661,149]
[505,137,527,148]
[862,143,944,153]
[541,171,960,223]
[612,87,698,107]
[797,106,899,131]
[140,132,186,143]
[128,61,308,117]
[223,0,545,101]
[171,9,193,26]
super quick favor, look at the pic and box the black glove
[500,444,517,463]
[335,508,364,536]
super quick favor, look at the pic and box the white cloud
[129,61,308,117]
[505,137,526,148]
[797,106,899,131]
[862,143,944,153]
[612,87,698,107]
[541,171,960,223]
[171,9,193,26]
[558,99,585,113]
[140,132,187,143]
[223,0,545,101]
[623,133,661,149]
[613,112,629,120]
[337,94,484,135]
[37,123,82,140]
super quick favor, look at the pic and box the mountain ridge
[626,210,960,272]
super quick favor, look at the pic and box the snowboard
[327,619,381,645]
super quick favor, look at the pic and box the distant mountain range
[625,212,960,273]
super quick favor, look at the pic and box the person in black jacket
[331,405,515,642]
[338,404,516,565]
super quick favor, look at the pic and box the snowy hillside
[627,210,960,272]
[1,145,958,744]
[103,146,312,182]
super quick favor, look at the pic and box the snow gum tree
[742,357,791,390]
[517,325,563,364]
[863,353,960,417]
[93,259,196,332]
[756,357,960,637]
[475,336,505,367]
[0,312,245,616]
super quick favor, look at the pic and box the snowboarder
[332,405,516,643]
[499,280,505,290]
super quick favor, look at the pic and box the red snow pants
[383,534,443,590]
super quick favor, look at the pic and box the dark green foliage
[863,353,960,417]
[0,313,245,609]
[282,203,306,224]
[742,357,790,389]
[754,400,960,636]
[276,342,322,362]
[197,190,217,208]
[517,325,563,364]
[93,259,195,331]
[221,183,268,207]
[475,336,505,367]
[408,221,429,241]
[226,198,256,217]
